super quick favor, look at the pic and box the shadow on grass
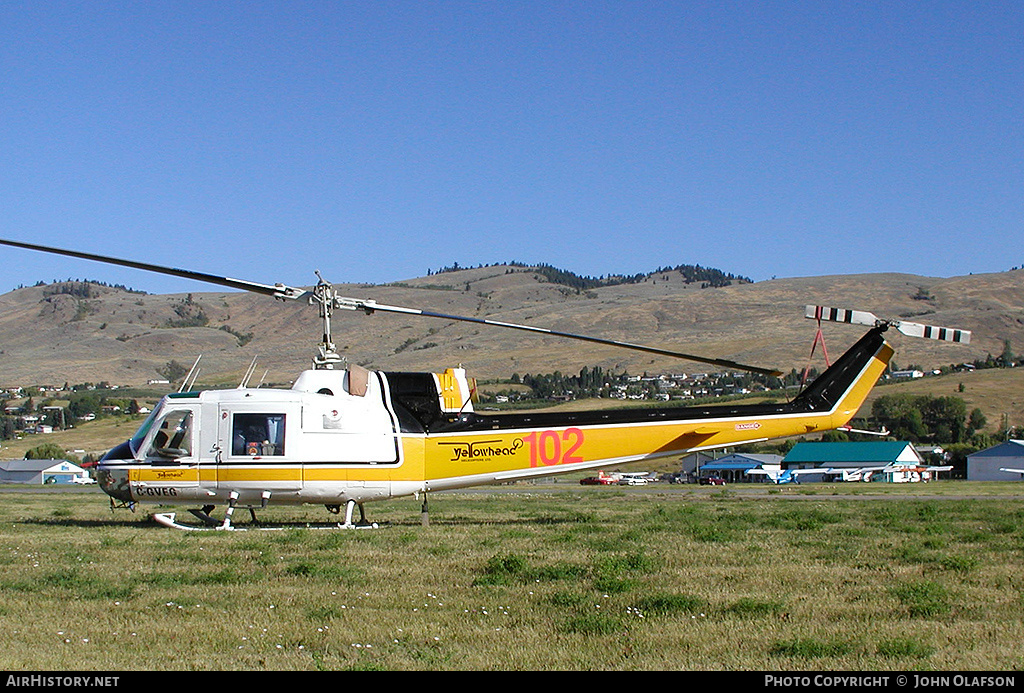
[17,517,155,529]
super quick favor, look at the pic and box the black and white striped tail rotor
[805,305,971,344]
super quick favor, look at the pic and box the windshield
[128,398,165,456]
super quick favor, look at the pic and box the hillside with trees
[429,261,752,291]
[0,265,1021,449]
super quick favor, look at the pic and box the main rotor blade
[0,237,782,376]
[339,298,783,376]
[0,238,309,301]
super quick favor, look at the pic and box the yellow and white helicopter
[0,239,971,530]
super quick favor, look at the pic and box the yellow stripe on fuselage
[420,414,808,482]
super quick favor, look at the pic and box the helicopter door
[217,405,302,498]
[132,406,202,500]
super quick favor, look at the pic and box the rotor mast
[311,272,344,369]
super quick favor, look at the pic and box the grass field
[1,482,1023,671]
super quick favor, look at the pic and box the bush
[877,637,936,659]
[25,443,77,462]
[473,552,529,586]
[890,581,951,618]
[723,597,786,618]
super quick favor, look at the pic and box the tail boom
[402,327,895,490]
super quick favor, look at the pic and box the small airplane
[0,238,972,530]
[579,471,619,485]
[835,425,890,437]
[999,468,1024,477]
[823,464,953,483]
[744,468,821,484]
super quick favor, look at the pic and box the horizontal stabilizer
[806,305,970,344]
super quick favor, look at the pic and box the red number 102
[523,428,584,468]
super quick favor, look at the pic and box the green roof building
[784,441,924,469]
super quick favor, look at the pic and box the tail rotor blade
[892,321,971,344]
[804,305,879,327]
[806,305,971,344]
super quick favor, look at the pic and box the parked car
[699,476,726,486]
[580,474,617,485]
[72,476,96,485]
[617,473,651,485]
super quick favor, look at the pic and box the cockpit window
[149,410,194,459]
[129,401,164,456]
[231,413,286,456]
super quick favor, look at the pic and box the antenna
[239,356,259,388]
[179,356,202,393]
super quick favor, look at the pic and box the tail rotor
[805,305,971,344]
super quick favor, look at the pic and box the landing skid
[153,499,380,532]
[188,505,220,527]
[152,512,382,531]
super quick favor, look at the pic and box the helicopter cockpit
[97,394,193,503]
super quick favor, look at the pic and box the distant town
[477,356,998,409]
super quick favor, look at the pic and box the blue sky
[2,1,1021,295]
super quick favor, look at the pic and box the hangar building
[0,459,89,485]
[967,440,1024,481]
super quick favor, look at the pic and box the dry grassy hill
[2,264,1023,458]
[0,265,1021,393]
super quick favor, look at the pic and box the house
[701,453,784,483]
[783,441,927,482]
[0,459,89,485]
[967,440,1024,481]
